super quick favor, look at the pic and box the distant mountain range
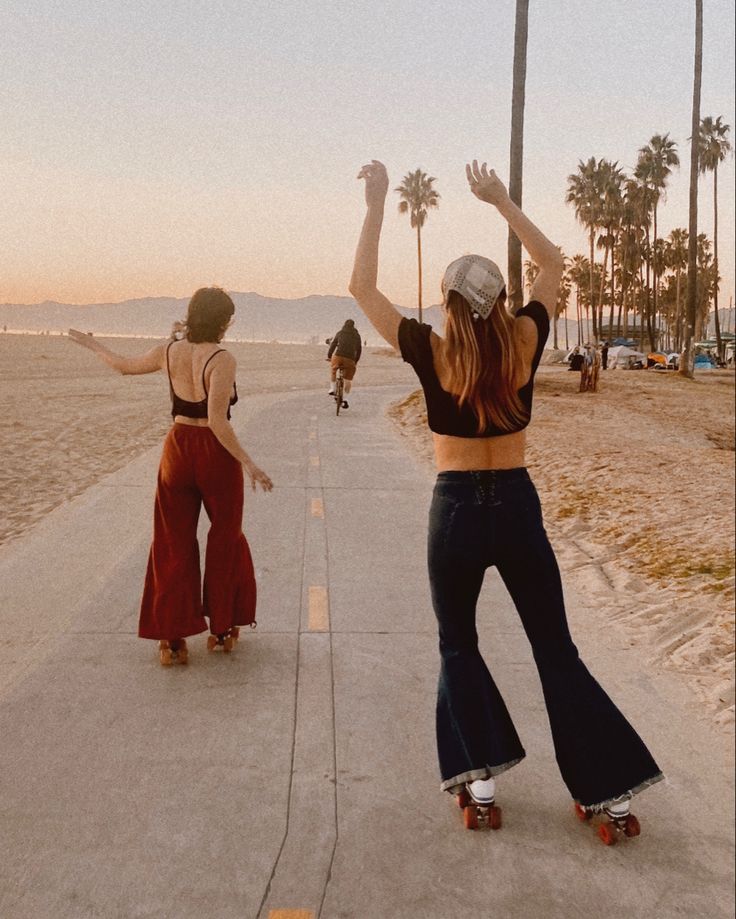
[0,293,732,349]
[0,292,442,347]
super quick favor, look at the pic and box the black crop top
[166,343,238,421]
[398,301,549,438]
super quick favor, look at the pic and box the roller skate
[206,626,240,653]
[158,639,188,666]
[574,793,641,845]
[456,777,502,831]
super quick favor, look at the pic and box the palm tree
[556,260,571,351]
[616,179,650,341]
[635,135,680,349]
[508,0,529,314]
[595,161,625,339]
[523,258,540,295]
[698,115,732,361]
[395,169,440,323]
[680,0,703,379]
[568,253,591,344]
[567,158,603,340]
[666,228,688,350]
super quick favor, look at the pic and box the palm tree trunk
[674,268,683,351]
[609,240,616,343]
[652,202,659,348]
[597,243,609,340]
[565,305,569,350]
[416,223,423,324]
[588,229,598,341]
[680,0,703,379]
[644,224,655,350]
[712,166,722,361]
[507,0,529,314]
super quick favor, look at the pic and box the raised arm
[348,160,403,350]
[67,329,166,374]
[466,161,564,318]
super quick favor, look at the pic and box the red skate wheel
[159,648,173,666]
[223,635,234,652]
[623,814,641,838]
[463,806,479,830]
[206,635,218,651]
[574,803,592,822]
[487,805,502,830]
[598,822,618,846]
[231,627,240,642]
[457,789,470,809]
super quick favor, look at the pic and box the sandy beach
[2,333,733,732]
[390,364,735,731]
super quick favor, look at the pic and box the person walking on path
[327,318,362,409]
[69,287,273,665]
[348,159,663,828]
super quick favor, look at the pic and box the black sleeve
[355,335,362,362]
[516,301,550,371]
[327,333,338,358]
[398,317,433,374]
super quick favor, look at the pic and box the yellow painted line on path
[310,455,320,468]
[311,498,324,518]
[268,911,314,919]
[308,586,329,631]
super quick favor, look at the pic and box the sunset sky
[2,0,734,311]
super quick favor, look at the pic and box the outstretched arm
[348,160,403,350]
[67,329,166,375]
[466,161,563,318]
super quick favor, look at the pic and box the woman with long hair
[349,160,662,834]
[69,286,272,665]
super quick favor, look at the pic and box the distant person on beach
[68,287,272,666]
[601,341,609,370]
[580,343,600,392]
[327,318,362,409]
[349,159,662,830]
[569,346,583,372]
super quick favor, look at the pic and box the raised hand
[465,160,510,207]
[357,159,389,208]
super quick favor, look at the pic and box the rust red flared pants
[138,424,257,640]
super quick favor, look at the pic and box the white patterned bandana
[441,255,505,319]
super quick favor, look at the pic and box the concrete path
[0,383,733,919]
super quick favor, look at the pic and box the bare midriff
[432,428,527,472]
[174,416,210,427]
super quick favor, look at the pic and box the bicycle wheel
[335,372,344,415]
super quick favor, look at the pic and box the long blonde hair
[442,289,528,434]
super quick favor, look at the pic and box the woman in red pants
[69,287,272,665]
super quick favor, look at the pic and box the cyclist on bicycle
[327,318,362,409]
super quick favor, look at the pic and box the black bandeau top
[398,300,549,438]
[166,342,238,421]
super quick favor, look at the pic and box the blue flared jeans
[428,469,663,808]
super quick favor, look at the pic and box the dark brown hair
[185,287,235,343]
[442,289,528,433]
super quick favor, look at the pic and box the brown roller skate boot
[158,639,189,666]
[206,627,240,653]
